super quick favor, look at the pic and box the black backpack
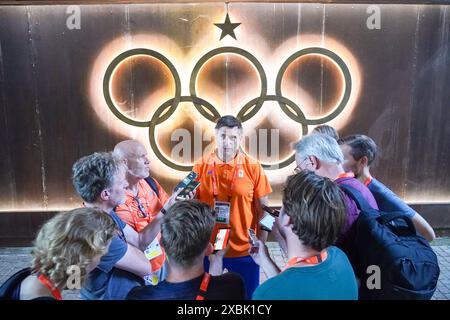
[0,268,31,300]
[339,184,440,300]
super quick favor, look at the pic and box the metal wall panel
[0,2,448,216]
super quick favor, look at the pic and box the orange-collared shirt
[193,152,272,258]
[115,178,169,271]
[364,175,373,187]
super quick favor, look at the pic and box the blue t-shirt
[368,178,416,218]
[80,210,142,300]
[252,246,358,300]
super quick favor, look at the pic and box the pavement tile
[1,243,449,300]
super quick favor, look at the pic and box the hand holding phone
[174,171,198,192]
[261,205,280,217]
[176,180,200,200]
[259,205,280,231]
[214,228,231,253]
[248,228,259,254]
[209,229,230,275]
[248,228,258,246]
[173,171,200,201]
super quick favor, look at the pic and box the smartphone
[176,180,201,200]
[261,205,280,217]
[174,171,198,192]
[214,228,231,252]
[248,228,258,246]
[259,214,276,231]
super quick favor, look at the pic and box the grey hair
[293,134,344,164]
[72,152,119,203]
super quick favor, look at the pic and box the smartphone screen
[259,214,276,231]
[248,228,258,246]
[174,171,198,192]
[214,228,231,252]
[177,180,201,199]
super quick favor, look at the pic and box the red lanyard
[37,273,62,300]
[282,250,328,272]
[364,176,373,187]
[211,154,240,202]
[335,172,355,180]
[195,272,211,300]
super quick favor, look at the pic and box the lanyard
[364,176,373,187]
[211,154,240,202]
[335,172,355,180]
[282,250,328,272]
[195,272,211,300]
[37,273,62,300]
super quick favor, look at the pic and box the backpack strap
[145,177,160,198]
[339,184,373,212]
[340,184,416,233]
[0,268,31,300]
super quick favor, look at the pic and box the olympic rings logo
[103,46,352,171]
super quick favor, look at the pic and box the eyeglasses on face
[294,157,312,173]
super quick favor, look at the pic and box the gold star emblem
[214,13,241,41]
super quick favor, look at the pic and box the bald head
[113,140,150,180]
[114,140,144,160]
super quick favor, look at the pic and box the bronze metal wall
[0,2,449,243]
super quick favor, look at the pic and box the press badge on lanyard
[143,237,164,285]
[214,201,231,224]
[211,160,240,225]
[144,274,159,286]
[144,236,163,260]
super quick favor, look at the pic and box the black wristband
[160,207,167,215]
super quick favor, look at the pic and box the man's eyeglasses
[294,157,312,173]
[134,197,148,218]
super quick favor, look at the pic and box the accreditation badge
[214,201,231,225]
[144,236,163,260]
[144,274,160,286]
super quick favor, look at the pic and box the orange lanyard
[195,272,211,300]
[282,250,328,272]
[211,156,240,202]
[364,176,373,187]
[37,273,62,300]
[335,172,355,180]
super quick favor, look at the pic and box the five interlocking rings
[103,46,352,171]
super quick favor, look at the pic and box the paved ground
[1,240,449,300]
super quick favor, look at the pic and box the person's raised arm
[248,239,280,279]
[115,244,152,276]
[125,188,195,250]
[412,213,436,242]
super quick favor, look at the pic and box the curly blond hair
[31,207,117,288]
